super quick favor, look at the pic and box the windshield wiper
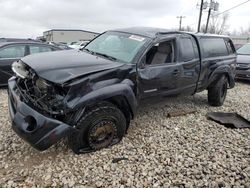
[94,52,117,61]
[237,53,250,55]
[82,48,92,53]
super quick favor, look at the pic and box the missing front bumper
[8,78,76,151]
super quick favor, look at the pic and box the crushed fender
[206,112,250,128]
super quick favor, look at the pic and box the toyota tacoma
[8,27,236,154]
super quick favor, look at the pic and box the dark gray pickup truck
[8,27,236,154]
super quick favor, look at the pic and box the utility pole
[205,0,219,33]
[177,16,185,31]
[205,0,212,33]
[197,0,204,32]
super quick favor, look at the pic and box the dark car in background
[0,42,61,86]
[236,43,250,81]
[0,38,41,43]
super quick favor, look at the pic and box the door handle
[172,69,179,76]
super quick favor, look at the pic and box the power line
[215,0,250,16]
[190,0,250,27]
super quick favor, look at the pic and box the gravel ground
[0,82,249,187]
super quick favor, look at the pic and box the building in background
[231,36,250,46]
[43,29,99,43]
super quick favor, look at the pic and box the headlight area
[12,61,29,79]
[16,76,69,118]
[11,61,73,123]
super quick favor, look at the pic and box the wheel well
[105,96,132,130]
[208,73,229,89]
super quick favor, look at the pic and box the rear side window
[180,37,195,62]
[201,38,228,58]
[0,45,25,59]
[29,45,53,54]
[226,40,235,54]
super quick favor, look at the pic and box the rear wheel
[68,102,126,154]
[208,75,228,106]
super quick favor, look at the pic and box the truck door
[137,38,182,99]
[177,35,200,94]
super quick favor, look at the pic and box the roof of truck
[111,27,170,38]
[111,27,229,39]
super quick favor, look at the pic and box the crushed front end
[8,61,77,151]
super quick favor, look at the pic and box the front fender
[67,82,137,115]
[208,65,235,88]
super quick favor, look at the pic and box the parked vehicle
[234,44,243,50]
[0,38,41,43]
[47,41,72,50]
[0,42,61,86]
[8,27,236,154]
[236,43,250,81]
[69,41,90,49]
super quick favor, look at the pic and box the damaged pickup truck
[8,27,236,154]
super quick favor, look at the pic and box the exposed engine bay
[12,61,66,116]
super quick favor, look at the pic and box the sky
[0,0,249,38]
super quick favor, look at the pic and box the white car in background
[68,41,90,49]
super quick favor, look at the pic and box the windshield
[84,31,148,63]
[237,43,250,55]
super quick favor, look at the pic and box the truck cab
[137,33,200,100]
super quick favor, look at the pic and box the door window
[0,45,25,59]
[145,40,174,66]
[30,45,53,54]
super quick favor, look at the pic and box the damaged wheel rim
[88,120,116,150]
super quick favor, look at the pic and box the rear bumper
[8,78,76,151]
[235,69,250,81]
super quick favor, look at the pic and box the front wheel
[208,75,228,107]
[68,102,126,154]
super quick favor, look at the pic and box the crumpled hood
[21,50,124,84]
[237,54,250,64]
